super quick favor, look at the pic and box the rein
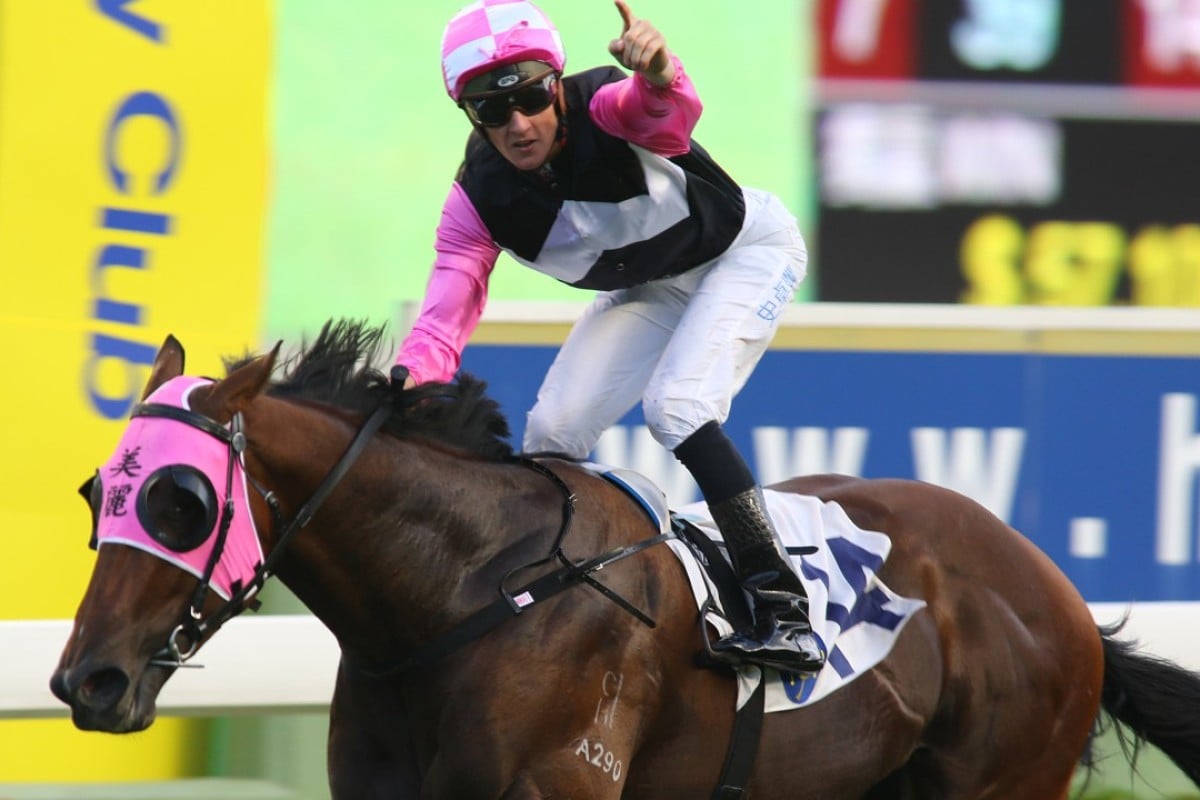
[135,398,394,668]
[137,395,673,675]
[357,458,674,679]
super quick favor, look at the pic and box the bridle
[129,390,672,675]
[131,397,394,668]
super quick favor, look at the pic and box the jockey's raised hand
[607,0,675,86]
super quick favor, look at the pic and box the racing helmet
[441,0,566,102]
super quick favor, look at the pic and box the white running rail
[4,604,1196,719]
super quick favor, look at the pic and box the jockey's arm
[589,53,701,158]
[395,183,500,386]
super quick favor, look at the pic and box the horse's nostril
[48,671,71,704]
[77,666,130,712]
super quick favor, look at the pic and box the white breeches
[522,188,807,457]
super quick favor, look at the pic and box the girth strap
[714,679,766,800]
[672,516,765,799]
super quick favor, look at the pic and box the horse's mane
[226,319,514,460]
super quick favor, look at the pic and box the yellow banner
[0,0,270,780]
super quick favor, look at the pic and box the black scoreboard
[813,0,1200,306]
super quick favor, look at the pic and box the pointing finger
[614,0,634,34]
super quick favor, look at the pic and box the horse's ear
[203,341,282,417]
[141,334,186,400]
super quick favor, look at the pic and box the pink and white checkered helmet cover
[441,0,565,101]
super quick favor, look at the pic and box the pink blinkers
[86,376,264,600]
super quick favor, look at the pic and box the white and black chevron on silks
[456,66,745,291]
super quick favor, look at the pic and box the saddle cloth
[582,463,927,713]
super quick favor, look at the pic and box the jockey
[393,0,823,675]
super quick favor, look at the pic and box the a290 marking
[572,738,622,782]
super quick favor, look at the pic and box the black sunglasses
[80,465,219,553]
[461,74,558,128]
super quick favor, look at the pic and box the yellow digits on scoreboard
[1129,225,1200,307]
[961,216,1198,307]
[959,214,1025,305]
[1025,221,1124,305]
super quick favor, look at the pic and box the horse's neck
[259,421,557,663]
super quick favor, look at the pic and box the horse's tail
[1096,621,1200,784]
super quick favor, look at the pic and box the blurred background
[2,0,1200,797]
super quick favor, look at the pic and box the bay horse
[51,320,1200,799]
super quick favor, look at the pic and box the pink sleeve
[394,183,501,385]
[588,55,701,157]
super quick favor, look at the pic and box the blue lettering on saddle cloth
[578,463,926,712]
[671,490,927,712]
[804,537,907,657]
[784,538,909,704]
[772,495,927,710]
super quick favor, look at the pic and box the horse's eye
[137,465,218,552]
[79,472,102,550]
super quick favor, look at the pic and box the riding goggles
[460,72,558,128]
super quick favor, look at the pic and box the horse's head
[50,334,277,732]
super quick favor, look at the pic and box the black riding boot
[709,487,826,674]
